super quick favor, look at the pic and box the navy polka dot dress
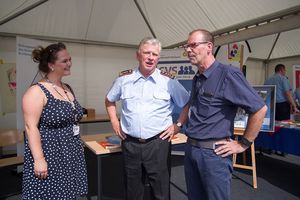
[22,83,88,199]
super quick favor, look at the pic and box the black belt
[126,134,161,143]
[188,137,229,150]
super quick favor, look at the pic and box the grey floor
[2,153,300,200]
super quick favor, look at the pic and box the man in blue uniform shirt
[264,64,299,120]
[105,37,190,200]
[183,29,267,200]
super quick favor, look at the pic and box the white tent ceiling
[1,0,300,60]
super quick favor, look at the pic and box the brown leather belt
[188,137,229,150]
[126,134,161,143]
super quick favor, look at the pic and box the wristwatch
[239,136,252,148]
[176,121,183,129]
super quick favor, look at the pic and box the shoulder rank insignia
[160,70,175,79]
[119,69,133,77]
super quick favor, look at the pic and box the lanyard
[45,78,75,110]
[45,77,79,126]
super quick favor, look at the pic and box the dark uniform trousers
[184,143,233,200]
[275,101,291,120]
[122,136,171,200]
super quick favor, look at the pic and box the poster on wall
[228,43,242,61]
[158,49,197,122]
[292,65,300,90]
[0,63,16,114]
[158,48,197,90]
[215,41,250,70]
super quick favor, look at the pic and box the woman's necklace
[45,77,80,136]
[45,78,75,110]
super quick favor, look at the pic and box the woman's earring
[51,68,54,71]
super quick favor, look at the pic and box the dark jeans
[184,143,233,200]
[122,137,171,200]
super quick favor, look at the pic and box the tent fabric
[1,0,300,60]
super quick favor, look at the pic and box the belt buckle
[212,142,216,150]
[138,138,146,143]
[213,142,223,150]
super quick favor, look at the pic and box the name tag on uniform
[73,125,80,136]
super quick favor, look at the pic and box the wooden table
[82,132,187,154]
[79,114,111,124]
[82,133,187,200]
[0,129,24,167]
[82,133,120,154]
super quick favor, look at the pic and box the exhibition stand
[255,122,300,156]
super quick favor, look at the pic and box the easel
[232,128,257,188]
[232,45,258,188]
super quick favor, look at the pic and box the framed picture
[234,85,276,132]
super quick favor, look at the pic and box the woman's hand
[34,157,48,179]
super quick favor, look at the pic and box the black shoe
[265,149,273,155]
[275,151,286,157]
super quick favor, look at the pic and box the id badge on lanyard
[73,124,80,136]
[73,112,80,136]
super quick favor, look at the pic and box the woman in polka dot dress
[22,42,88,199]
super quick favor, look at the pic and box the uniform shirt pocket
[153,90,171,101]
[121,86,136,111]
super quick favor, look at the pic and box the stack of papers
[97,135,121,149]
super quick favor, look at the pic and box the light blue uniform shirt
[107,68,190,139]
[264,73,292,103]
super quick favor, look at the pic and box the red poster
[296,70,300,88]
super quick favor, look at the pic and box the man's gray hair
[138,37,162,53]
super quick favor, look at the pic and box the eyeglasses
[182,42,209,50]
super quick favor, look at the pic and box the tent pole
[0,0,48,26]
[0,32,138,49]
[133,0,157,38]
[266,33,281,61]
[264,61,269,81]
[167,10,300,49]
[264,33,281,81]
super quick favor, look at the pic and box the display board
[234,85,276,132]
[157,49,196,125]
